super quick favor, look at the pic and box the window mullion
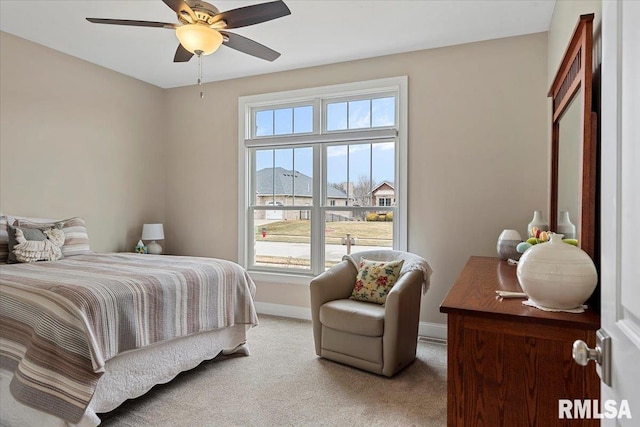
[247,153,256,267]
[346,146,350,204]
[292,150,296,206]
[311,145,323,275]
[315,98,322,134]
[245,128,397,148]
[369,143,373,206]
[346,101,350,130]
[271,150,276,204]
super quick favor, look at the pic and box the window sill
[248,270,314,286]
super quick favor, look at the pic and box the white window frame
[252,100,316,139]
[379,197,392,207]
[322,91,398,133]
[238,76,408,285]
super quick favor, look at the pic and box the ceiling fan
[86,0,291,63]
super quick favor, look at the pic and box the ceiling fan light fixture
[175,24,222,55]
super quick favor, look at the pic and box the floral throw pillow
[350,258,405,305]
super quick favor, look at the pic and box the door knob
[572,340,600,366]
[572,329,611,386]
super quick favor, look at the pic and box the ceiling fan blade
[174,44,194,62]
[212,1,291,29]
[86,18,176,29]
[162,0,197,23]
[220,31,281,62]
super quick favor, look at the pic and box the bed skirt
[0,324,250,427]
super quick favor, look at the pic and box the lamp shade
[141,224,164,241]
[175,24,223,55]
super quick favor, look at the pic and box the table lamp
[141,223,164,255]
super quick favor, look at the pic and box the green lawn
[256,219,392,246]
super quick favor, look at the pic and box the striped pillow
[0,215,8,263]
[14,217,91,257]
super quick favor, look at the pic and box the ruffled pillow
[13,217,90,257]
[350,258,404,304]
[7,225,65,263]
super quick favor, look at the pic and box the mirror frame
[548,14,596,259]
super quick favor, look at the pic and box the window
[254,104,314,137]
[325,96,396,131]
[239,77,407,280]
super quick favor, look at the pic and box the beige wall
[0,32,167,252]
[548,0,602,86]
[0,28,552,328]
[164,33,549,326]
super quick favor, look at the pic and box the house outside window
[372,182,395,207]
[238,77,407,281]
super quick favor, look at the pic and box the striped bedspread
[0,253,258,423]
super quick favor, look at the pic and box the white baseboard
[255,302,447,341]
[255,302,312,321]
[418,321,447,341]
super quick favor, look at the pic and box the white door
[599,1,640,423]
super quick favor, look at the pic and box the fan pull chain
[197,51,204,99]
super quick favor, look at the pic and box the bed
[0,246,258,426]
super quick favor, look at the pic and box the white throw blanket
[343,250,433,295]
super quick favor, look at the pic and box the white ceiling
[0,1,555,89]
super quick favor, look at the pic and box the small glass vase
[527,210,548,237]
[556,211,577,239]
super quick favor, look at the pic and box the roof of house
[256,167,348,199]
[371,181,395,193]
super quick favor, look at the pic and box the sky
[254,97,395,184]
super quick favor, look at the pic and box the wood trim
[548,14,596,260]
[447,314,464,426]
[440,257,600,330]
[464,315,593,341]
[581,112,598,260]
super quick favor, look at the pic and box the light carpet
[99,315,447,427]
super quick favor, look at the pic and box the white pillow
[4,214,59,225]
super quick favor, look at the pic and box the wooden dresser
[440,256,600,426]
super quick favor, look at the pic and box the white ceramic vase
[556,211,577,239]
[147,240,163,255]
[516,233,597,310]
[496,229,522,261]
[527,210,548,237]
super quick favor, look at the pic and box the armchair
[310,250,431,377]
